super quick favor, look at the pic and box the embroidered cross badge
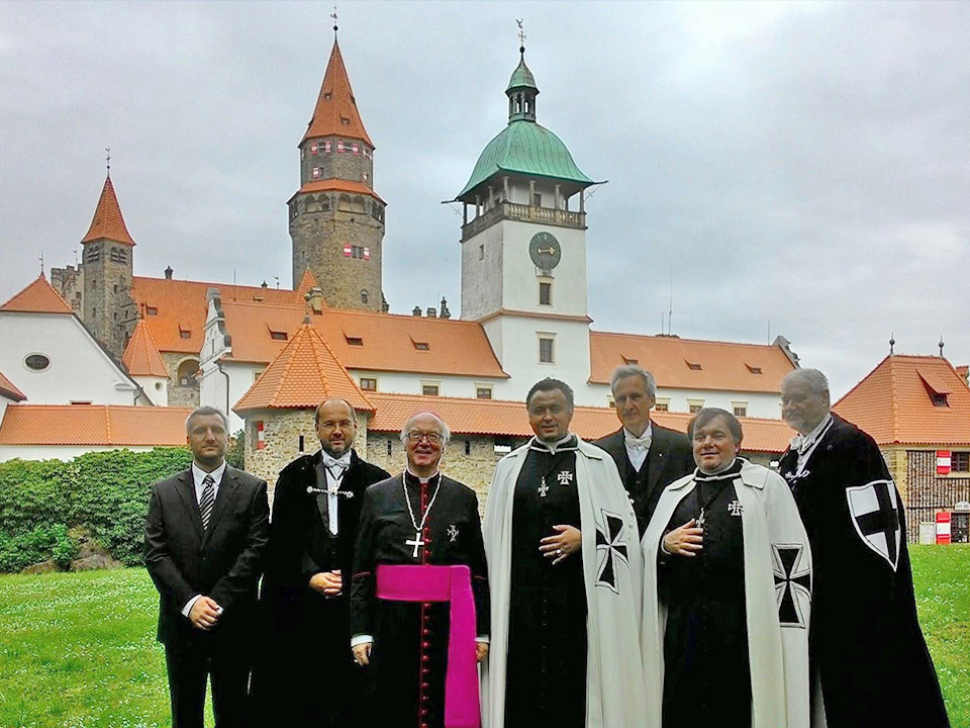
[728,500,743,516]
[771,543,812,628]
[557,471,574,486]
[447,524,459,542]
[538,478,550,498]
[595,510,629,594]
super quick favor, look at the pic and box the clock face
[529,232,562,270]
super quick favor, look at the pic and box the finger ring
[557,548,563,556]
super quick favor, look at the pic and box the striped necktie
[199,474,216,531]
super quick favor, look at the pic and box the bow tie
[789,435,809,454]
[322,453,352,472]
[624,433,652,451]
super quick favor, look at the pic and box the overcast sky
[2,1,968,399]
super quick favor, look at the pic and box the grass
[0,547,968,727]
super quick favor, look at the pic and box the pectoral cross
[406,531,425,558]
[538,477,549,498]
[696,509,706,529]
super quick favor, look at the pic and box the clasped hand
[309,569,342,597]
[539,524,581,565]
[663,518,704,557]
[189,596,223,630]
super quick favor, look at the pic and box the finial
[331,6,338,35]
[939,335,945,357]
[105,147,111,178]
[39,251,45,278]
[516,19,526,54]
[889,333,895,355]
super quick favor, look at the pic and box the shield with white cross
[846,479,900,572]
[595,510,629,594]
[771,543,811,629]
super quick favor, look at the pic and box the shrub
[0,524,76,572]
[0,448,192,572]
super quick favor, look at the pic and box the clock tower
[455,44,596,400]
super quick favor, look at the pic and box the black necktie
[199,474,216,530]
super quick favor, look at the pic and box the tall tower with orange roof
[288,31,386,312]
[79,172,138,356]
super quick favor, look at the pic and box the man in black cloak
[779,368,949,728]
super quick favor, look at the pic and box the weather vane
[516,19,526,52]
[39,251,45,277]
[331,6,338,34]
[105,147,111,177]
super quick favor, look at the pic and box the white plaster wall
[135,375,169,406]
[586,383,782,418]
[0,444,159,462]
[201,360,262,432]
[0,312,139,405]
[348,370,506,399]
[500,219,587,317]
[461,222,505,321]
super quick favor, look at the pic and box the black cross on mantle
[772,544,811,628]
[595,511,629,594]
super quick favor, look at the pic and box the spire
[80,175,136,246]
[0,275,73,314]
[302,39,374,147]
[507,21,538,123]
[122,319,169,377]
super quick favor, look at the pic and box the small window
[746,363,763,374]
[932,393,949,407]
[270,331,288,341]
[346,336,364,346]
[146,307,158,316]
[532,193,542,207]
[69,401,92,405]
[180,330,192,340]
[464,441,471,455]
[539,337,554,364]
[539,282,552,306]
[414,342,430,351]
[386,439,392,457]
[312,167,321,179]
[688,401,704,414]
[733,405,748,417]
[623,357,638,365]
[655,402,669,413]
[686,361,702,371]
[479,245,485,261]
[113,284,118,293]
[86,245,100,263]
[476,387,492,400]
[24,353,50,371]
[951,452,969,472]
[360,378,377,391]
[422,385,439,396]
[324,92,332,101]
[360,289,369,305]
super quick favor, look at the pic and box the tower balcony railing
[461,201,586,241]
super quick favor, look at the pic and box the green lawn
[0,547,967,727]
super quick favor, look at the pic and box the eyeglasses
[406,431,442,444]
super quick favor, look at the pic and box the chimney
[306,287,325,315]
[164,266,173,280]
[412,306,422,317]
[440,297,451,319]
[427,307,437,318]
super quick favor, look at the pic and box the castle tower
[289,35,386,311]
[79,174,138,356]
[454,43,595,399]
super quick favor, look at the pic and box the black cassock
[253,450,389,728]
[504,439,587,728]
[659,463,751,727]
[779,414,949,728]
[350,472,489,728]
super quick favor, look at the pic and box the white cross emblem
[405,531,425,558]
[538,478,550,498]
[557,471,574,486]
[447,524,459,542]
[728,500,743,516]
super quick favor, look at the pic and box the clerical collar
[694,457,744,482]
[405,468,440,485]
[529,433,578,454]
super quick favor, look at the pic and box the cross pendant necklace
[538,477,550,498]
[405,531,425,558]
[403,475,441,559]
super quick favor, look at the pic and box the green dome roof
[507,54,537,92]
[456,120,593,201]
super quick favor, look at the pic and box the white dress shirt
[624,422,654,472]
[182,460,227,617]
[320,450,353,536]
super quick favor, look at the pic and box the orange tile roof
[366,393,794,453]
[219,300,508,378]
[589,332,795,393]
[834,355,970,446]
[303,40,374,147]
[0,275,74,314]
[291,178,384,203]
[295,268,322,301]
[130,276,303,354]
[234,320,374,413]
[122,319,169,377]
[957,365,969,382]
[0,370,26,402]
[80,176,136,246]
[0,404,191,446]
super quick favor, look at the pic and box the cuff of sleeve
[475,636,489,644]
[182,594,202,618]
[351,634,374,648]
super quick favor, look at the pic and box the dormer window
[270,331,288,341]
[346,336,364,346]
[686,361,702,371]
[745,363,762,374]
[932,393,949,407]
[413,341,430,351]
[180,329,191,340]
[623,357,638,365]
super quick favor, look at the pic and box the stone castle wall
[50,264,84,314]
[300,136,374,186]
[80,241,136,357]
[161,352,201,408]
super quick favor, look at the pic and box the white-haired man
[779,369,948,728]
[595,364,694,536]
[350,412,489,728]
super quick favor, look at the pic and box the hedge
[0,448,193,571]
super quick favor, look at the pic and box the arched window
[360,289,369,305]
[178,359,199,386]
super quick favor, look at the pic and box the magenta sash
[376,564,480,728]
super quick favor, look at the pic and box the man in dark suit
[145,405,270,728]
[595,364,693,535]
[255,398,390,727]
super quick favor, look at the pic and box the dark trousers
[165,639,251,728]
